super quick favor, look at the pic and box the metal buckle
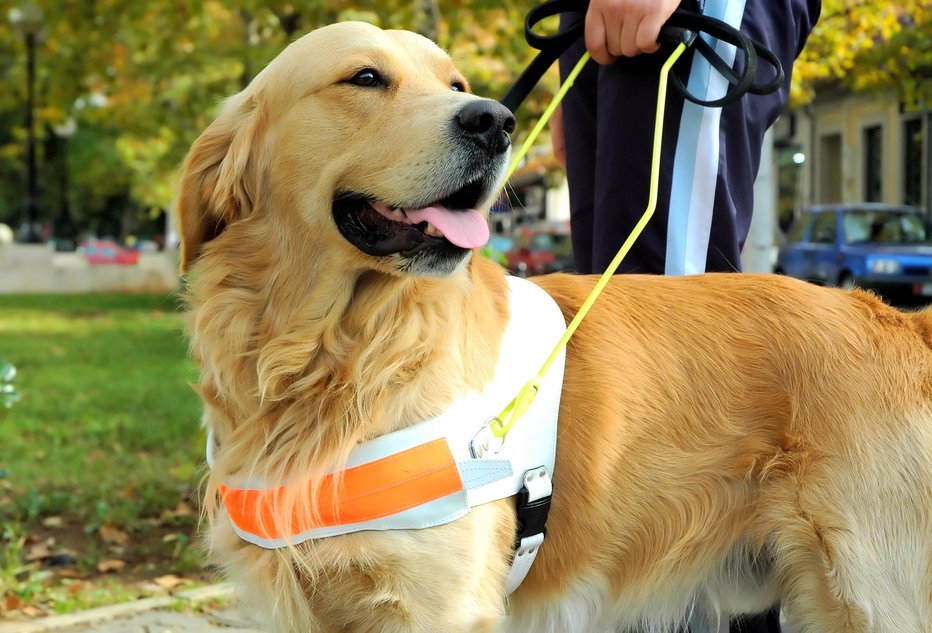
[470,418,506,458]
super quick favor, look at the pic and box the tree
[0,0,557,236]
[792,0,931,108]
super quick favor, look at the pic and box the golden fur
[176,22,932,633]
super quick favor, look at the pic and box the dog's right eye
[348,69,384,88]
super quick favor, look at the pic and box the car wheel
[838,273,857,290]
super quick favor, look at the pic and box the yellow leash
[491,42,688,440]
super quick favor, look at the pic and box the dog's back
[514,270,932,633]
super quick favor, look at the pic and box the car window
[811,213,837,244]
[899,213,929,242]
[842,212,873,243]
[787,213,813,243]
[842,210,932,244]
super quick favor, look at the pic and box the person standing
[552,0,820,276]
[551,1,820,631]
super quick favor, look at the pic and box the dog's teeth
[425,223,442,237]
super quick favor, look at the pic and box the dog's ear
[175,94,265,273]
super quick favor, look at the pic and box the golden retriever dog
[176,21,932,633]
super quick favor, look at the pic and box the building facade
[776,89,932,221]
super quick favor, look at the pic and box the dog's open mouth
[333,179,491,257]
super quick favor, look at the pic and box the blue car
[775,204,932,304]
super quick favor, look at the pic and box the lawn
[0,293,210,618]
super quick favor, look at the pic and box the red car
[80,240,140,265]
[505,229,574,277]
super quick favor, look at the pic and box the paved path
[50,608,262,633]
[0,587,262,633]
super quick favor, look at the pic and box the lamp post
[52,118,77,251]
[8,2,45,244]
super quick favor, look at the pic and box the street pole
[742,127,776,273]
[9,1,45,244]
[19,30,41,243]
[52,118,77,250]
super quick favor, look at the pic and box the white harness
[209,275,566,593]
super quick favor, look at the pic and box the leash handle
[500,0,586,114]
[492,41,690,440]
[500,0,784,113]
[661,10,784,108]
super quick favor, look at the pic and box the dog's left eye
[451,81,466,92]
[349,69,384,88]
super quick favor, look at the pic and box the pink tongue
[405,206,490,249]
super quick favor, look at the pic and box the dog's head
[176,21,514,278]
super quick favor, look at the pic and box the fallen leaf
[153,575,184,589]
[21,605,44,617]
[99,524,129,544]
[96,559,126,573]
[162,533,180,543]
[172,501,194,516]
[3,594,22,612]
[42,516,63,528]
[56,569,85,579]
[25,543,52,562]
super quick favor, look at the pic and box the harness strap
[213,431,517,548]
[208,277,566,593]
[505,466,553,593]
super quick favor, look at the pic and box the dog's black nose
[454,100,516,155]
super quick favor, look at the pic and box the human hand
[585,0,681,64]
[550,104,566,169]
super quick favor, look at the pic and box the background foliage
[792,0,931,108]
[0,0,927,236]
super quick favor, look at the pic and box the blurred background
[0,0,929,622]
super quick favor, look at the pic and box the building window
[863,125,883,202]
[819,133,842,203]
[903,118,923,207]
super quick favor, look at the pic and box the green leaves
[793,1,930,107]
[0,0,562,231]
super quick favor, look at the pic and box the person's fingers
[618,13,641,57]
[586,0,680,62]
[585,9,617,65]
[635,12,664,54]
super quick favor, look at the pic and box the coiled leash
[487,0,785,443]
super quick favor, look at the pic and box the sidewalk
[0,586,262,633]
[43,608,261,633]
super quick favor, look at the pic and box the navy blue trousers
[558,1,820,631]
[559,0,820,275]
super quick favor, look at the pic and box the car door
[806,211,840,284]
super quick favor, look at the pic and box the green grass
[0,293,208,615]
[0,293,202,527]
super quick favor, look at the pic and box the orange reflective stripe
[218,438,463,540]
